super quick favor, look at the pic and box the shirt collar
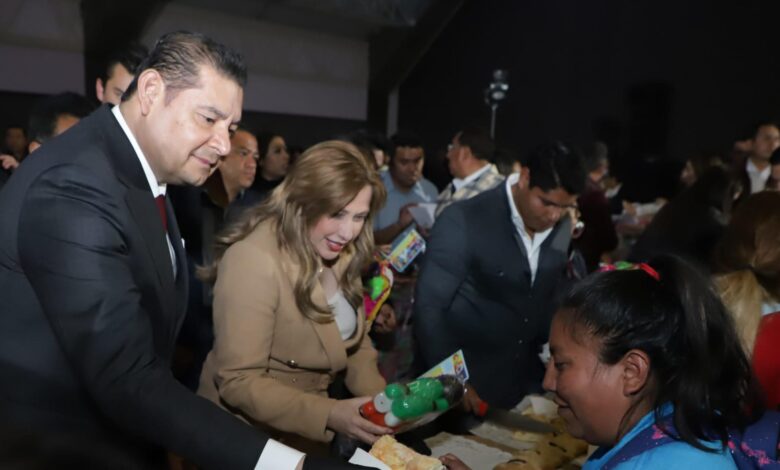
[746,158,771,178]
[111,105,167,197]
[452,163,493,192]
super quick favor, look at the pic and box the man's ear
[518,166,530,189]
[95,78,105,103]
[135,69,164,115]
[621,349,651,396]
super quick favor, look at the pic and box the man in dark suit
[0,31,357,470]
[414,142,586,411]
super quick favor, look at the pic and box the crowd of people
[1,30,780,470]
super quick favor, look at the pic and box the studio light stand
[484,69,509,139]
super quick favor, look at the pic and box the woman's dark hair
[629,165,740,269]
[256,131,284,161]
[559,254,760,450]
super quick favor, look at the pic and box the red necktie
[155,195,168,232]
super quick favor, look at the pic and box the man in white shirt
[742,121,780,194]
[0,31,359,470]
[414,142,586,412]
[436,126,504,217]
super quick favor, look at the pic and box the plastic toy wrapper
[420,349,469,383]
[360,351,470,434]
[386,226,425,272]
[360,374,465,434]
[363,259,394,326]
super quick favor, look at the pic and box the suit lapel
[492,185,531,278]
[124,190,178,322]
[96,105,179,326]
[533,216,572,292]
[309,280,348,372]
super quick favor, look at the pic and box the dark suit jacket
[414,184,572,408]
[0,106,357,470]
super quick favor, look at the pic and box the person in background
[1,126,28,185]
[197,141,391,453]
[1,125,27,161]
[679,151,726,188]
[415,142,585,413]
[27,92,95,154]
[766,147,780,191]
[629,165,740,271]
[573,141,618,272]
[169,126,258,389]
[346,130,392,172]
[240,131,290,205]
[0,92,95,192]
[373,132,438,245]
[732,120,780,197]
[713,191,780,408]
[493,147,522,177]
[436,126,504,217]
[96,43,148,106]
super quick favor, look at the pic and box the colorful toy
[363,259,394,326]
[360,375,465,432]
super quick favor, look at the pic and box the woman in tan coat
[197,141,390,451]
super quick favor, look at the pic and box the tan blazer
[197,219,386,445]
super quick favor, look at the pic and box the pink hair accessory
[598,261,660,281]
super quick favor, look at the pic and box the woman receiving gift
[197,141,391,453]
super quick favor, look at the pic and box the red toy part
[476,399,489,417]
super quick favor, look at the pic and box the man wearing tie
[0,31,360,470]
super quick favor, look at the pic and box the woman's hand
[327,396,393,444]
[439,453,472,470]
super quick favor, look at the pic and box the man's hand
[398,203,417,228]
[1,154,19,170]
[439,453,472,470]
[461,383,484,416]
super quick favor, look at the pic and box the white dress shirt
[504,173,553,284]
[746,158,771,194]
[111,106,304,470]
[329,290,357,340]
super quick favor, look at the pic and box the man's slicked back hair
[122,31,247,103]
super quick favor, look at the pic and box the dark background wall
[398,0,780,191]
[0,91,362,153]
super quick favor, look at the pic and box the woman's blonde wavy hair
[713,191,780,351]
[198,140,387,323]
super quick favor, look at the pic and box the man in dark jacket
[414,142,586,410]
